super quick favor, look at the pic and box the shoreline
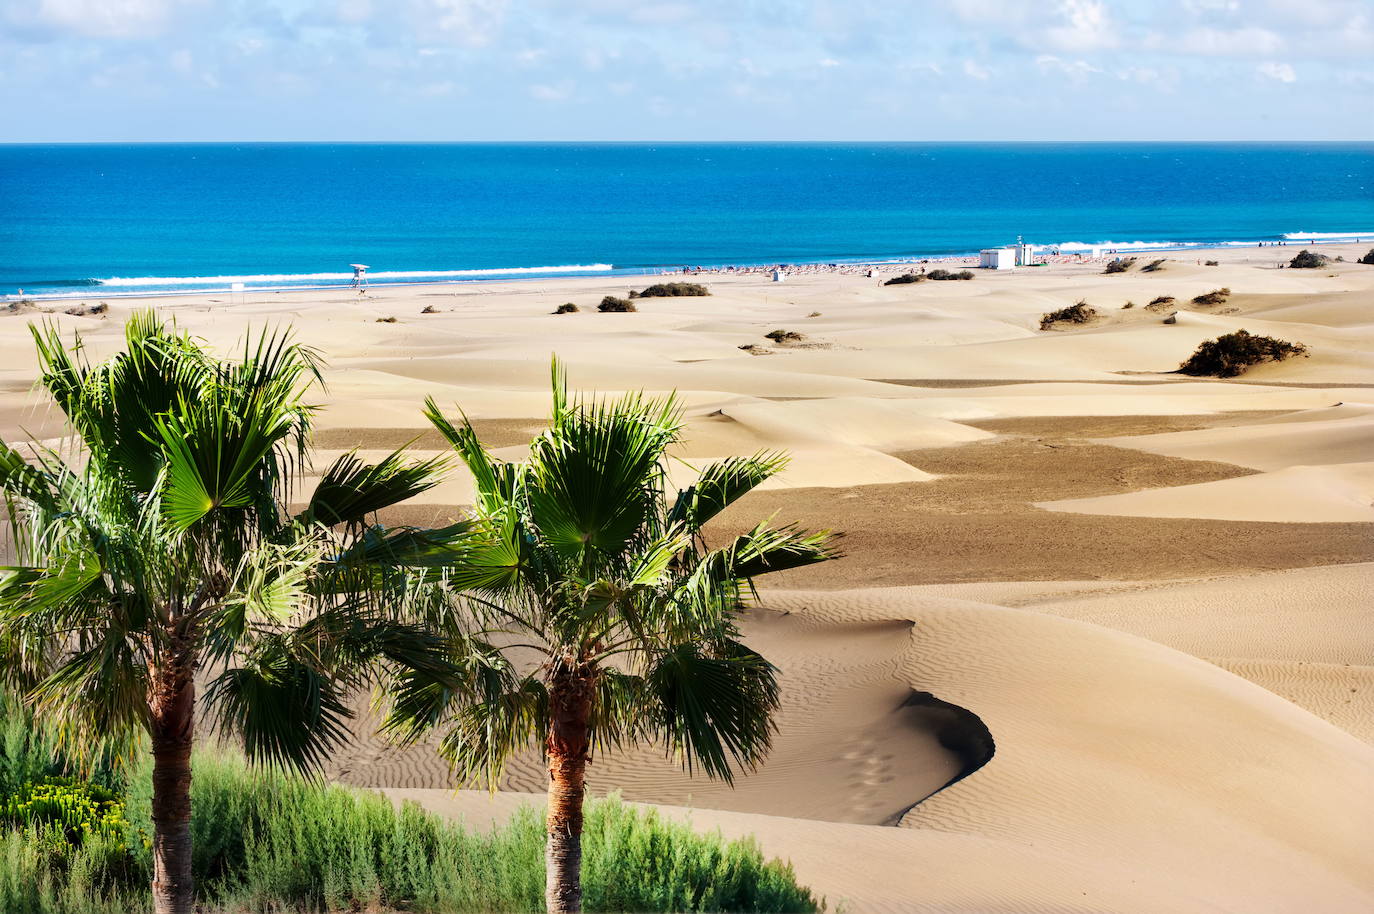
[7,234,1371,303]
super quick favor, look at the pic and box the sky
[1,0,1371,141]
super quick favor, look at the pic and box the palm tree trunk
[149,644,196,914]
[545,666,593,914]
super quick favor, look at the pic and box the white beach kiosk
[979,248,1016,270]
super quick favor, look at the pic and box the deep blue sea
[2,142,1371,298]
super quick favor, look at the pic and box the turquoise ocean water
[1,142,1371,298]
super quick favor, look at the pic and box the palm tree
[0,313,458,914]
[386,361,839,913]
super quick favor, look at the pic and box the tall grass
[0,697,819,913]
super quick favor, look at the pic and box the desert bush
[1204,259,1219,266]
[1141,259,1166,273]
[1178,329,1308,378]
[1148,295,1176,306]
[1121,301,1136,309]
[1288,249,1328,269]
[883,273,924,285]
[1039,300,1097,330]
[554,302,579,314]
[375,316,398,323]
[927,268,974,281]
[420,305,438,314]
[598,296,637,312]
[1358,248,1374,265]
[764,330,804,343]
[633,282,710,297]
[1190,288,1230,306]
[1104,257,1137,274]
[807,311,822,317]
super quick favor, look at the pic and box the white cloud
[818,57,840,68]
[1171,26,1284,55]
[1036,54,1102,79]
[407,0,508,47]
[10,0,193,39]
[962,58,990,80]
[529,79,573,100]
[1042,0,1117,52]
[1257,60,1297,82]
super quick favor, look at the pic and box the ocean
[1,142,1371,298]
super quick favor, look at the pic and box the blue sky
[2,0,1371,141]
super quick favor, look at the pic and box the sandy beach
[3,240,1371,912]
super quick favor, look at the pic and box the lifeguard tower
[350,264,370,291]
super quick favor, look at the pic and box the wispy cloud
[0,0,1365,140]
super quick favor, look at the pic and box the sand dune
[6,241,1373,912]
[1038,461,1374,523]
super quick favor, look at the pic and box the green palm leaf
[304,449,447,527]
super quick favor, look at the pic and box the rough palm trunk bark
[149,639,196,914]
[545,665,593,914]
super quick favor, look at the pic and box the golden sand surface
[3,242,1371,912]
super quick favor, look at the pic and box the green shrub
[1178,329,1308,378]
[598,296,637,313]
[883,273,924,285]
[926,268,974,281]
[0,734,820,913]
[1039,300,1097,330]
[554,303,579,314]
[1288,249,1328,269]
[1358,248,1374,265]
[2,779,130,849]
[633,282,710,297]
[1104,257,1137,274]
[1140,258,1166,273]
[1191,288,1230,306]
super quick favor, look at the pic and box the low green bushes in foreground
[0,703,818,914]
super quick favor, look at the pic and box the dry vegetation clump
[883,272,925,285]
[1204,259,1220,266]
[1178,329,1308,378]
[764,329,805,344]
[375,316,398,323]
[631,282,710,297]
[1104,257,1137,274]
[598,296,637,312]
[1141,258,1167,273]
[1039,300,1097,330]
[738,344,772,355]
[64,302,108,317]
[1147,295,1176,309]
[420,305,438,314]
[1190,288,1231,306]
[554,302,579,314]
[1358,248,1374,265]
[1288,249,1329,269]
[807,311,822,317]
[1121,301,1136,309]
[927,268,974,281]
